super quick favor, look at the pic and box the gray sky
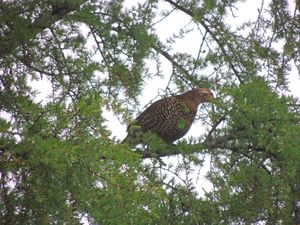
[26,0,299,197]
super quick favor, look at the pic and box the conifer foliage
[0,0,299,224]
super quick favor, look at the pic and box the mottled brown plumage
[123,88,214,146]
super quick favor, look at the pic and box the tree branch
[138,132,281,161]
[151,44,192,80]
[164,0,243,83]
[0,1,86,57]
[138,134,235,158]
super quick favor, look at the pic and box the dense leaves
[209,78,300,224]
[1,0,299,224]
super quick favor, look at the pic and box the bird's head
[194,88,214,103]
[182,88,214,109]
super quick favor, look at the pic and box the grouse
[122,88,214,146]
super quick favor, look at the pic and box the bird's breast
[151,101,197,143]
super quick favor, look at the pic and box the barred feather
[122,88,214,146]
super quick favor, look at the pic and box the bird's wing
[135,97,167,131]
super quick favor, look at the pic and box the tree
[0,0,299,224]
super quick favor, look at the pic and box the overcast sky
[27,0,299,196]
[102,0,300,141]
[28,0,299,139]
[105,0,299,195]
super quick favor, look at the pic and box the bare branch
[164,0,243,83]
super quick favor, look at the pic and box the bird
[122,88,214,146]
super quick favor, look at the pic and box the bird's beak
[209,93,215,102]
